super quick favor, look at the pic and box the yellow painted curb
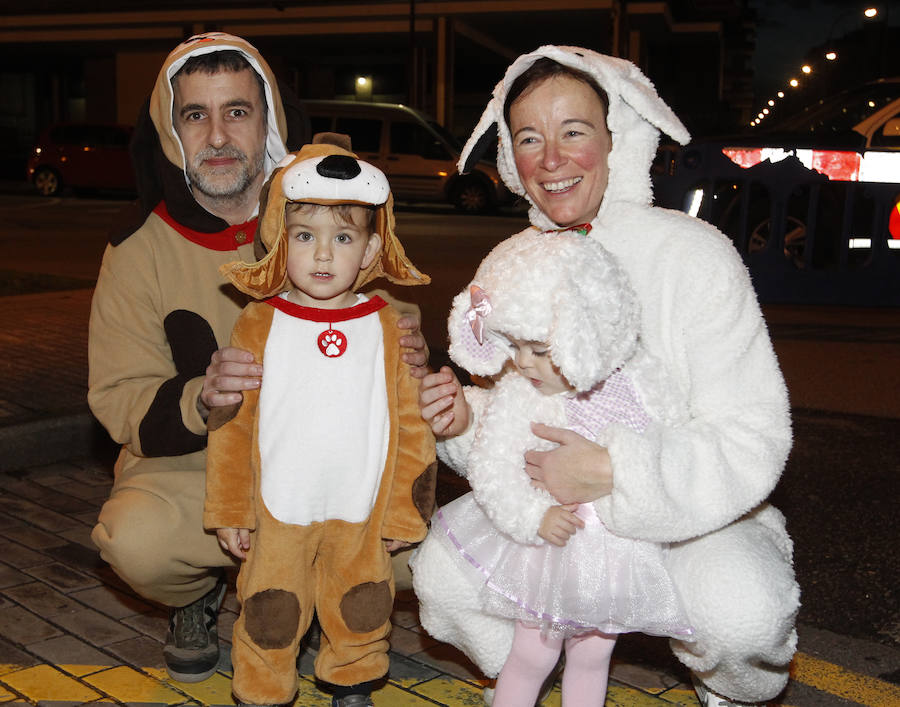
[1,664,102,702]
[791,652,900,707]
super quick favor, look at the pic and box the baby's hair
[285,201,377,231]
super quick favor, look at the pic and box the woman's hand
[384,539,412,553]
[538,504,585,546]
[525,423,613,505]
[419,366,471,437]
[216,527,251,560]
[199,347,262,419]
[398,313,430,379]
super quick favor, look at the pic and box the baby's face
[504,336,573,396]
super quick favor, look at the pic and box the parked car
[652,79,900,306]
[26,123,135,196]
[301,100,513,212]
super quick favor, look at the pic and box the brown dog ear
[313,131,353,152]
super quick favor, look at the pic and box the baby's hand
[419,366,471,437]
[383,539,411,553]
[216,527,251,560]
[538,504,585,547]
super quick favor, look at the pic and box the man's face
[172,68,267,202]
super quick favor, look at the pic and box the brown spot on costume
[340,581,393,634]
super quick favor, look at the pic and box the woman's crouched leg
[668,505,800,703]
[409,530,514,678]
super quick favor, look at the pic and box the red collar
[153,202,257,251]
[266,295,387,322]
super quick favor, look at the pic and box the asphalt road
[1,192,897,689]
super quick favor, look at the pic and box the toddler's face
[505,336,573,396]
[284,204,380,309]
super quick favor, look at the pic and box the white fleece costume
[410,46,799,703]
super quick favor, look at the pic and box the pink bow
[466,285,492,344]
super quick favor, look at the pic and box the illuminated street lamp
[864,7,878,18]
[825,51,837,60]
[355,75,372,101]
[777,91,785,98]
[801,64,812,74]
[789,78,799,87]
[768,99,775,106]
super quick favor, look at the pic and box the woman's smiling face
[509,74,612,228]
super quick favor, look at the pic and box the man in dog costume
[410,46,800,707]
[204,139,436,707]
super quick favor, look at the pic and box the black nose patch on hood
[316,154,362,180]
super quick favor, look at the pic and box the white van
[301,100,512,212]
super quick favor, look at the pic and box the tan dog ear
[313,131,353,151]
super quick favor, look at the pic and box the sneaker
[163,574,227,682]
[692,675,752,706]
[331,695,374,707]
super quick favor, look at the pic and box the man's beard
[187,145,265,200]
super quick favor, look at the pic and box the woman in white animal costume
[410,46,800,707]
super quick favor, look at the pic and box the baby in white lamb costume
[413,229,694,706]
[412,45,800,707]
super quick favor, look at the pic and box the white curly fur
[447,229,640,393]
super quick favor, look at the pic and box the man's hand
[525,423,613,505]
[216,527,251,560]
[538,504,585,546]
[198,347,262,419]
[397,313,430,379]
[419,366,471,437]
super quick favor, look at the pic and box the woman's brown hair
[503,57,610,128]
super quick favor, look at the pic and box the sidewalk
[0,288,898,705]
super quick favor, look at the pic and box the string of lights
[750,5,886,128]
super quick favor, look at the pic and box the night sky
[750,0,899,101]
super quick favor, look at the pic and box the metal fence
[652,142,900,307]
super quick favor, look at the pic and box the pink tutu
[432,492,693,640]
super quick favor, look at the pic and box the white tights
[493,622,617,707]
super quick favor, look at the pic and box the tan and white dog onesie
[204,142,436,704]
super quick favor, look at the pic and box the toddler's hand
[384,539,411,553]
[538,504,585,547]
[216,527,251,560]
[419,366,471,437]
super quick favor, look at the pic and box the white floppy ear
[608,59,690,145]
[549,243,640,392]
[458,91,502,175]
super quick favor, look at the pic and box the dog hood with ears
[220,139,429,299]
[458,45,691,231]
[150,32,289,186]
[447,229,640,392]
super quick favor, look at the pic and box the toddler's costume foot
[692,675,754,706]
[163,572,227,682]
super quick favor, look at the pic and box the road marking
[791,652,900,706]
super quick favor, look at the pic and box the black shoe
[163,574,227,682]
[331,696,374,707]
